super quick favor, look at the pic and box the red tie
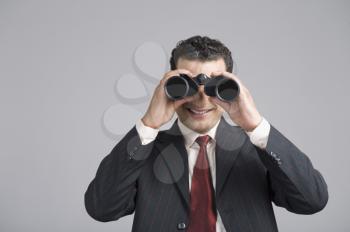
[187,135,217,232]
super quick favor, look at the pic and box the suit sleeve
[255,125,329,214]
[84,125,155,222]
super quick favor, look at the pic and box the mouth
[185,106,215,119]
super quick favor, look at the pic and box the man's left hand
[209,71,263,132]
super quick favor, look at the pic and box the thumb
[210,97,230,111]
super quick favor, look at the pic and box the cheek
[176,106,189,118]
[179,106,188,114]
[214,105,224,114]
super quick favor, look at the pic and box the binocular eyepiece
[164,73,240,102]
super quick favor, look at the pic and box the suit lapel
[156,119,190,207]
[215,116,247,198]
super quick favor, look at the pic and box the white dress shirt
[135,116,271,232]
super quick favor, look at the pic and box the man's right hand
[141,69,195,129]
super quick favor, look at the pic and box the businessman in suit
[84,35,328,232]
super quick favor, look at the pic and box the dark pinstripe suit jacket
[84,116,328,232]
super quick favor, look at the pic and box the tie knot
[195,135,211,147]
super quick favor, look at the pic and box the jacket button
[177,222,186,230]
[128,151,135,160]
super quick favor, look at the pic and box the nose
[192,73,211,99]
[193,85,208,100]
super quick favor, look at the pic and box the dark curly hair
[170,35,234,73]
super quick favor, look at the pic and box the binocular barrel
[164,74,198,100]
[164,74,240,102]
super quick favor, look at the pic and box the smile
[186,107,214,118]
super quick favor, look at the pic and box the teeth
[189,109,210,114]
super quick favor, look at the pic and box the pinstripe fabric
[85,116,328,232]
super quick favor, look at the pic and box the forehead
[176,58,226,76]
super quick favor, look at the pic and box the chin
[183,123,202,133]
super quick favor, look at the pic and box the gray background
[0,0,349,231]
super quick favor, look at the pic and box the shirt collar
[177,117,221,148]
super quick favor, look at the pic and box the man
[84,35,328,232]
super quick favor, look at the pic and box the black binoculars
[164,73,240,102]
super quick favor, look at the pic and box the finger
[210,96,230,112]
[211,70,224,77]
[163,69,194,80]
[175,69,195,77]
[211,70,244,90]
[174,95,194,109]
[223,71,244,87]
[160,69,194,86]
